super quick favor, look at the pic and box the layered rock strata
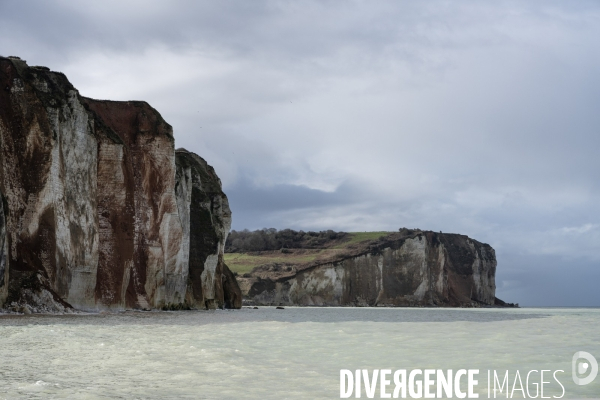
[238,230,497,307]
[0,56,240,311]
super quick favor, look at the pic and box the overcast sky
[1,0,598,306]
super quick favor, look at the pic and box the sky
[1,0,598,306]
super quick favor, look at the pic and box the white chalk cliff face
[0,56,240,312]
[239,231,497,307]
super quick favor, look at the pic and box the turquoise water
[0,307,598,399]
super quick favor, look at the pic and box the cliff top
[0,56,173,140]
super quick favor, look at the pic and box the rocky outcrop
[238,230,497,307]
[174,149,240,309]
[0,56,240,312]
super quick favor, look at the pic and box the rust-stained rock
[238,230,497,307]
[0,56,240,311]
[83,98,187,310]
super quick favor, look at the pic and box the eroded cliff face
[238,231,497,307]
[0,56,240,311]
[175,149,240,310]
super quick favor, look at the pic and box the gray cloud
[1,0,599,305]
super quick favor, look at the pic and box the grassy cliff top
[224,231,391,275]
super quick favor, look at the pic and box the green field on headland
[224,230,391,274]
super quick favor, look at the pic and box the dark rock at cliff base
[494,297,518,308]
[238,230,499,307]
[0,56,241,311]
[221,263,242,309]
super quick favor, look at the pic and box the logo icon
[572,351,598,385]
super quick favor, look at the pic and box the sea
[0,307,598,399]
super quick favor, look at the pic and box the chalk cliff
[0,56,240,312]
[238,230,498,307]
[174,149,240,310]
